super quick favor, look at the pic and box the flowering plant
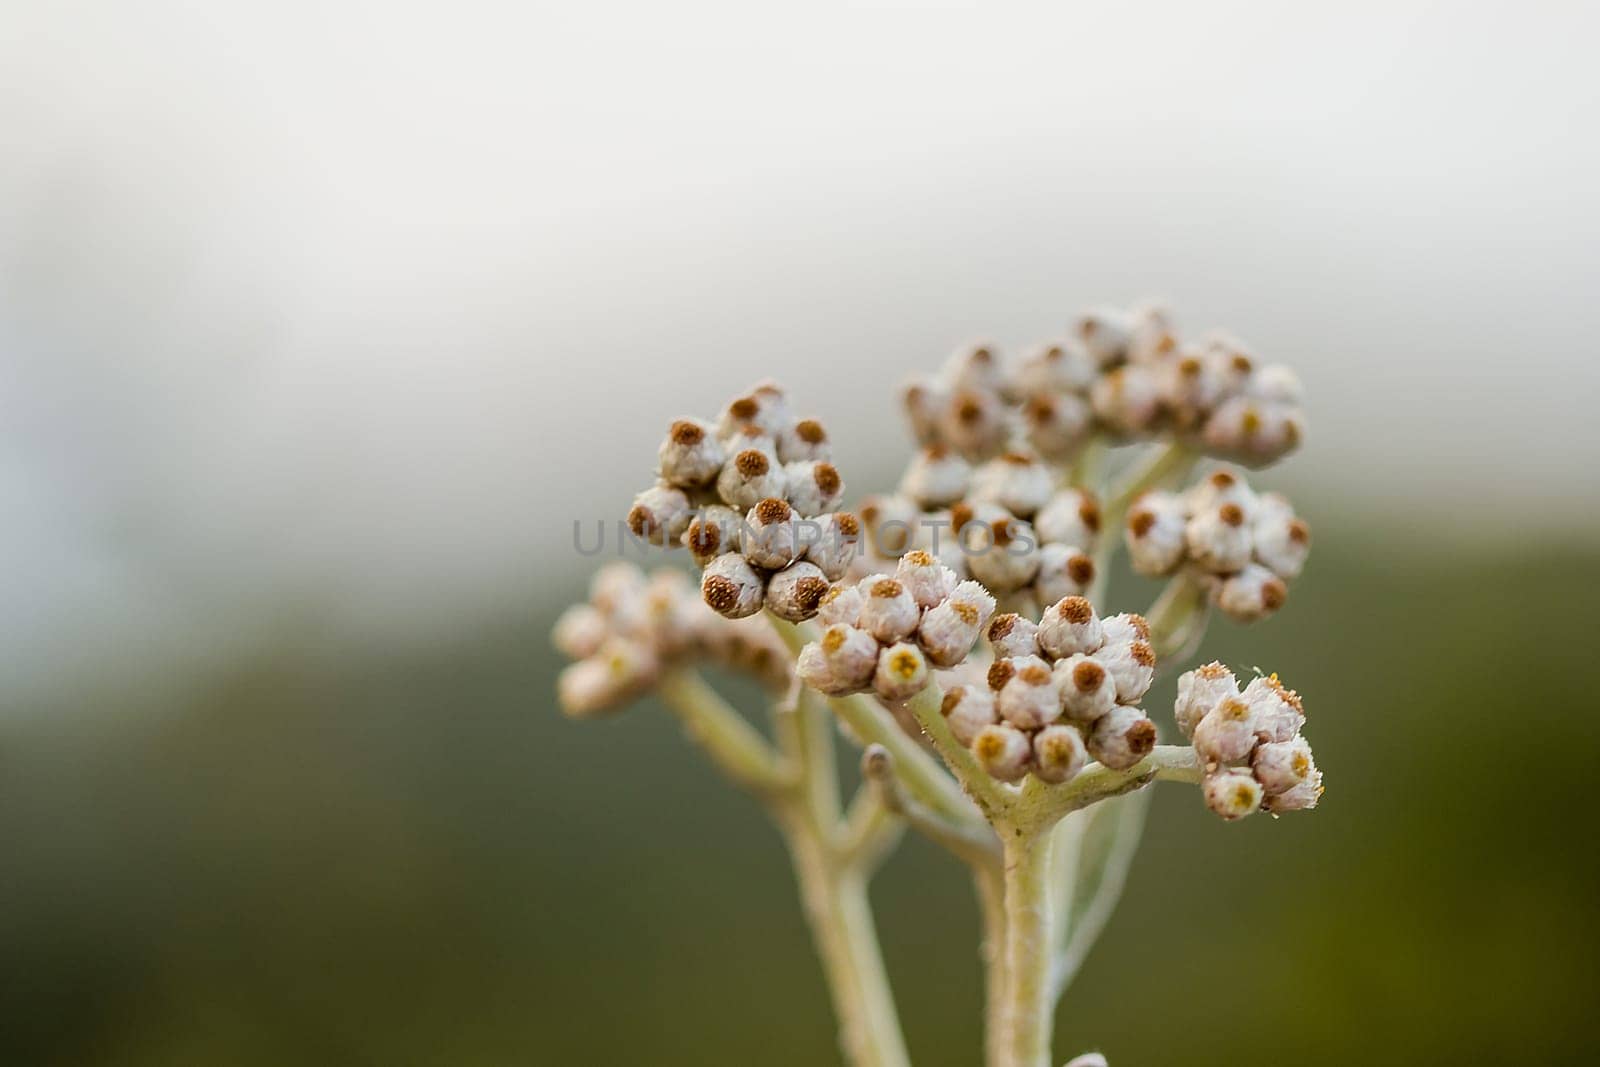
[555,303,1322,1067]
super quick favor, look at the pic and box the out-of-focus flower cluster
[628,382,861,623]
[939,596,1159,785]
[795,551,997,703]
[1174,662,1322,819]
[901,304,1305,466]
[1124,468,1310,622]
[554,563,791,718]
[855,452,1100,610]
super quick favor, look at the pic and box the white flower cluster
[855,453,1102,607]
[1124,468,1310,622]
[629,382,862,623]
[1174,662,1322,819]
[938,596,1158,785]
[796,550,998,703]
[554,563,792,718]
[901,304,1306,466]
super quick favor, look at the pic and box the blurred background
[3,2,1598,1064]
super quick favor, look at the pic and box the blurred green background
[5,517,1597,1066]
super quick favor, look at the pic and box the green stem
[998,823,1057,1067]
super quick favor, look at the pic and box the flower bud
[764,560,832,622]
[1125,490,1188,577]
[818,623,880,691]
[972,722,1032,783]
[895,549,957,608]
[1242,674,1305,743]
[1248,363,1304,405]
[941,685,999,746]
[1263,770,1323,813]
[716,387,789,441]
[627,484,693,546]
[1013,339,1096,395]
[552,604,608,660]
[1185,502,1254,574]
[1034,488,1102,550]
[1095,639,1156,704]
[1033,543,1096,605]
[900,446,971,508]
[1193,696,1258,765]
[1201,396,1304,465]
[1184,468,1258,519]
[963,514,1042,593]
[986,613,1040,659]
[1037,596,1105,658]
[684,505,744,567]
[815,582,864,628]
[1076,307,1133,367]
[858,494,921,556]
[701,552,766,619]
[589,561,647,613]
[971,452,1054,517]
[942,343,1003,393]
[1253,509,1311,580]
[798,641,854,697]
[1033,724,1089,784]
[1099,612,1150,647]
[1056,654,1117,723]
[1174,662,1239,739]
[874,642,930,702]
[857,576,922,644]
[743,498,803,569]
[784,460,845,517]
[1087,705,1157,771]
[557,658,622,718]
[657,418,726,488]
[1251,737,1316,795]
[778,417,832,464]
[1090,364,1164,435]
[940,388,1009,459]
[716,448,788,510]
[997,660,1062,729]
[902,380,946,444]
[1022,390,1094,459]
[918,592,992,668]
[1214,563,1289,622]
[804,511,862,581]
[1064,1055,1110,1067]
[1203,768,1264,820]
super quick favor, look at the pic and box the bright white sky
[2,1,1597,706]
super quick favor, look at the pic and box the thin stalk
[997,822,1057,1067]
[975,864,1008,1067]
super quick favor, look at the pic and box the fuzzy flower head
[1124,468,1310,623]
[554,563,791,717]
[1174,662,1323,820]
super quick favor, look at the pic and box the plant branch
[1089,443,1197,604]
[861,744,1001,866]
[657,669,795,794]
[836,782,905,874]
[904,682,1016,821]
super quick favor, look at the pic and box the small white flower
[1090,364,1164,436]
[1174,662,1239,739]
[777,417,832,464]
[716,448,788,510]
[899,446,971,508]
[1087,705,1157,771]
[784,460,845,517]
[1099,612,1150,648]
[1251,737,1316,795]
[858,494,921,557]
[963,513,1042,593]
[700,552,766,619]
[985,613,1040,659]
[1184,468,1259,519]
[683,505,744,567]
[939,387,1010,460]
[941,685,999,746]
[895,550,958,609]
[1193,696,1259,765]
[764,561,832,622]
[1032,544,1094,605]
[1094,638,1156,704]
[857,576,922,644]
[716,386,790,441]
[552,604,607,660]
[1253,506,1311,580]
[1012,339,1096,395]
[1202,768,1264,820]
[1264,769,1323,813]
[942,343,1004,393]
[1032,723,1089,784]
[971,452,1054,517]
[1034,488,1102,551]
[798,641,854,697]
[818,623,880,692]
[657,418,726,488]
[1021,390,1095,459]
[1241,674,1305,744]
[874,642,931,701]
[803,511,862,581]
[1248,363,1304,405]
[1125,490,1188,577]
[1075,307,1134,367]
[1036,596,1105,658]
[627,483,693,546]
[1055,654,1118,723]
[743,498,803,570]
[815,583,864,628]
[1185,502,1255,574]
[971,722,1033,783]
[1214,562,1289,622]
[997,660,1062,729]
